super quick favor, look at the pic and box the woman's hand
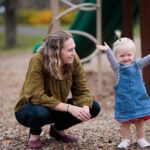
[68,105,91,122]
[54,103,91,121]
[96,42,109,51]
[82,105,90,114]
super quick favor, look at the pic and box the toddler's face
[115,49,135,66]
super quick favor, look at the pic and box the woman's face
[60,38,76,65]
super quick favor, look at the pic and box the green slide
[69,0,138,59]
[34,0,138,60]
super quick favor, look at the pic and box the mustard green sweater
[14,53,93,112]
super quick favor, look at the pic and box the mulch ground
[0,51,150,150]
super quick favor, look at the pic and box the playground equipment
[33,0,150,95]
[34,0,102,62]
[34,0,103,91]
[33,0,139,92]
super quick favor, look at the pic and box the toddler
[96,36,150,149]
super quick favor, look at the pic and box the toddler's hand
[96,42,109,51]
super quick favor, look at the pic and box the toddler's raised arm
[137,54,150,69]
[96,42,118,72]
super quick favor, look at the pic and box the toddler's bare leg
[134,120,144,139]
[134,120,150,148]
[121,121,131,139]
[118,122,131,149]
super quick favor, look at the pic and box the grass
[17,34,45,48]
[0,33,45,54]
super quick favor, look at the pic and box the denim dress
[115,61,150,121]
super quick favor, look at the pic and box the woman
[15,31,100,149]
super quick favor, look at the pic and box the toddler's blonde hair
[113,37,136,57]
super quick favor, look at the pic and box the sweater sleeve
[71,55,93,108]
[136,54,150,69]
[19,54,61,109]
[105,47,119,72]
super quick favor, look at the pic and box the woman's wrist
[67,104,75,113]
[67,104,69,112]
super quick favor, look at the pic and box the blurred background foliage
[0,0,140,53]
[0,4,78,53]
[0,0,80,52]
[16,8,77,25]
[0,7,78,25]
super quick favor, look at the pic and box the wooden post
[139,0,150,95]
[96,0,102,92]
[122,0,133,39]
[50,0,60,31]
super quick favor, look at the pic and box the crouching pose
[15,31,100,149]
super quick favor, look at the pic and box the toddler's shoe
[137,138,150,148]
[118,139,130,149]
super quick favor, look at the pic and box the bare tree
[0,0,18,48]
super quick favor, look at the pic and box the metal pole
[50,0,60,31]
[96,0,102,92]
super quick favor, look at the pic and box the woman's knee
[15,110,34,127]
[35,106,51,121]
[90,100,101,118]
[15,104,51,127]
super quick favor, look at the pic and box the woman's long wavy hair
[38,31,73,80]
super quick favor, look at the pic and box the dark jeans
[15,98,100,135]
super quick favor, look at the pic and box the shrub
[17,8,77,25]
[17,9,52,25]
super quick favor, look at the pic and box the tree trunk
[4,0,18,48]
